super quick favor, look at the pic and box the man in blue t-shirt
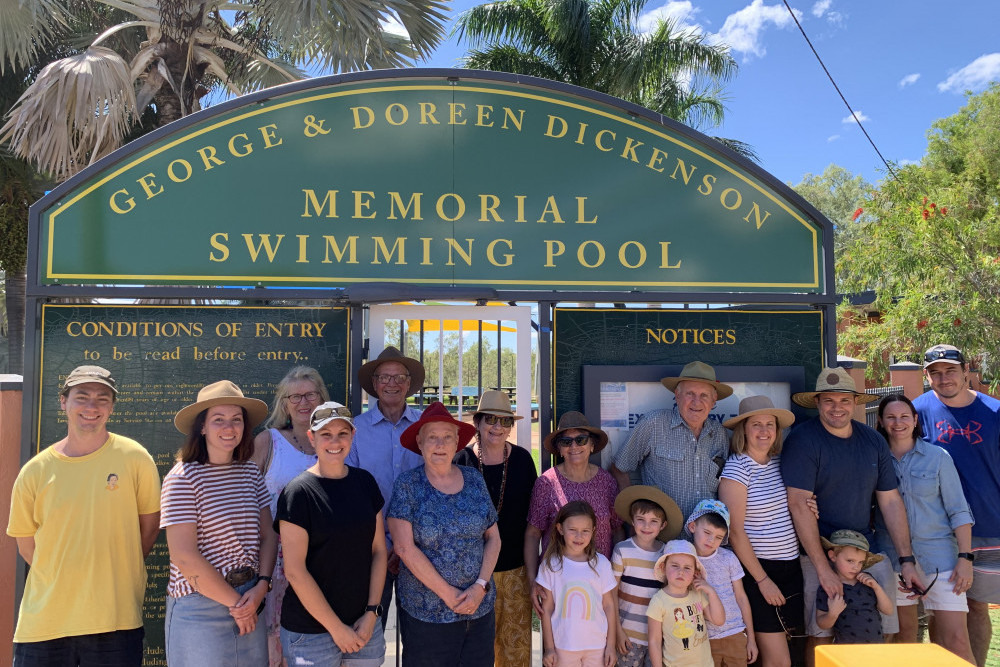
[914,344,1000,666]
[781,367,920,665]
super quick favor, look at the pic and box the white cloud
[638,1,703,34]
[811,0,831,17]
[842,111,870,124]
[898,158,919,166]
[898,73,920,88]
[827,134,840,142]
[381,16,407,37]
[714,0,799,59]
[937,53,1000,93]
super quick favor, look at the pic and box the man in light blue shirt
[346,346,425,622]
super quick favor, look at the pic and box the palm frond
[0,0,70,73]
[462,45,563,81]
[1,46,137,180]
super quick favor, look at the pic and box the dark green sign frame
[30,71,829,294]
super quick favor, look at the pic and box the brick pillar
[0,375,23,664]
[837,356,868,422]
[890,362,924,401]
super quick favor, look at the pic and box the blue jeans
[281,620,385,666]
[13,627,144,667]
[398,608,495,667]
[165,580,267,666]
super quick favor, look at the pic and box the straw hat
[543,411,609,454]
[399,401,476,454]
[791,367,878,408]
[174,380,268,434]
[722,395,795,430]
[660,361,733,399]
[820,529,885,569]
[358,346,426,397]
[614,486,683,541]
[474,390,523,420]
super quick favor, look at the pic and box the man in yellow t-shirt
[7,365,161,666]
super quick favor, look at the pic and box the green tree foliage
[790,164,871,291]
[454,0,755,160]
[837,83,1000,381]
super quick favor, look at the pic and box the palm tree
[1,0,449,181]
[455,0,757,160]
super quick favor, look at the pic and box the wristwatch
[958,552,976,562]
[475,578,490,592]
[365,604,384,618]
[897,555,916,566]
[257,575,273,591]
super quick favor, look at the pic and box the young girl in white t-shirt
[536,500,618,667]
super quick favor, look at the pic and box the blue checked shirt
[613,406,729,518]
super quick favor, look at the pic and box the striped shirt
[720,453,798,560]
[611,537,665,646]
[160,460,269,597]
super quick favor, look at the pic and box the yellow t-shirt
[7,433,161,642]
[647,588,712,667]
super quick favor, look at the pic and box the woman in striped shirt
[161,381,278,666]
[718,396,802,667]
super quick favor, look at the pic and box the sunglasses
[311,405,353,425]
[287,391,321,404]
[924,348,965,364]
[374,373,410,385]
[899,569,939,597]
[774,592,808,640]
[482,414,515,428]
[555,434,592,448]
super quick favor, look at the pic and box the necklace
[288,429,314,456]
[477,442,510,514]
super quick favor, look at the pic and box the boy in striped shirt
[612,486,683,667]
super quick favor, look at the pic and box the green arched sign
[32,70,829,294]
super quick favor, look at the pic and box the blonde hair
[728,417,784,458]
[264,366,330,428]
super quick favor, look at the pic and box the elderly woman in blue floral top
[387,402,501,667]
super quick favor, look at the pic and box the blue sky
[416,0,1000,188]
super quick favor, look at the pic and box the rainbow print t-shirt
[536,554,617,651]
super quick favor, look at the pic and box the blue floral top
[388,465,498,623]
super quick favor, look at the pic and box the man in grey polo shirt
[611,361,732,517]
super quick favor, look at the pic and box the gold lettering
[209,233,229,262]
[436,193,465,222]
[595,129,616,152]
[720,187,742,211]
[167,159,192,183]
[486,239,514,267]
[575,122,588,145]
[445,238,474,266]
[647,147,668,173]
[670,159,697,185]
[576,197,597,224]
[302,189,338,218]
[479,195,502,222]
[296,235,309,263]
[242,234,284,262]
[322,236,358,263]
[697,174,716,196]
[743,203,772,230]
[372,237,406,264]
[515,195,527,222]
[110,188,135,214]
[259,124,282,148]
[621,137,644,163]
[228,133,252,157]
[501,107,525,131]
[659,241,682,269]
[544,115,568,138]
[544,240,565,267]
[197,145,225,171]
[388,192,423,220]
[419,103,439,125]
[386,103,408,125]
[354,191,376,219]
[726,330,736,344]
[420,237,433,265]
[618,241,646,268]
[137,173,163,200]
[577,240,605,268]
[476,105,493,127]
[352,106,375,129]
[538,197,565,223]
[449,102,467,125]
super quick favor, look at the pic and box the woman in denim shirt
[873,394,975,661]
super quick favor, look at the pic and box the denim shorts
[13,627,144,667]
[164,580,267,666]
[281,620,385,666]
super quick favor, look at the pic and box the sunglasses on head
[482,414,515,428]
[311,406,353,425]
[556,434,592,448]
[925,348,965,364]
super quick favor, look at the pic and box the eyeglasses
[310,405,353,425]
[374,373,410,385]
[925,347,965,364]
[899,568,939,597]
[774,592,808,640]
[287,391,321,404]
[555,434,592,448]
[483,414,515,428]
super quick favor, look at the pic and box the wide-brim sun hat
[543,411,609,454]
[660,361,734,400]
[791,367,879,408]
[400,401,477,454]
[474,390,523,420]
[358,346,426,397]
[174,380,268,434]
[820,529,885,570]
[722,395,795,430]
[653,540,707,582]
[310,401,355,431]
[614,485,683,541]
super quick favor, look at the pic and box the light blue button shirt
[345,401,424,550]
[874,438,975,574]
